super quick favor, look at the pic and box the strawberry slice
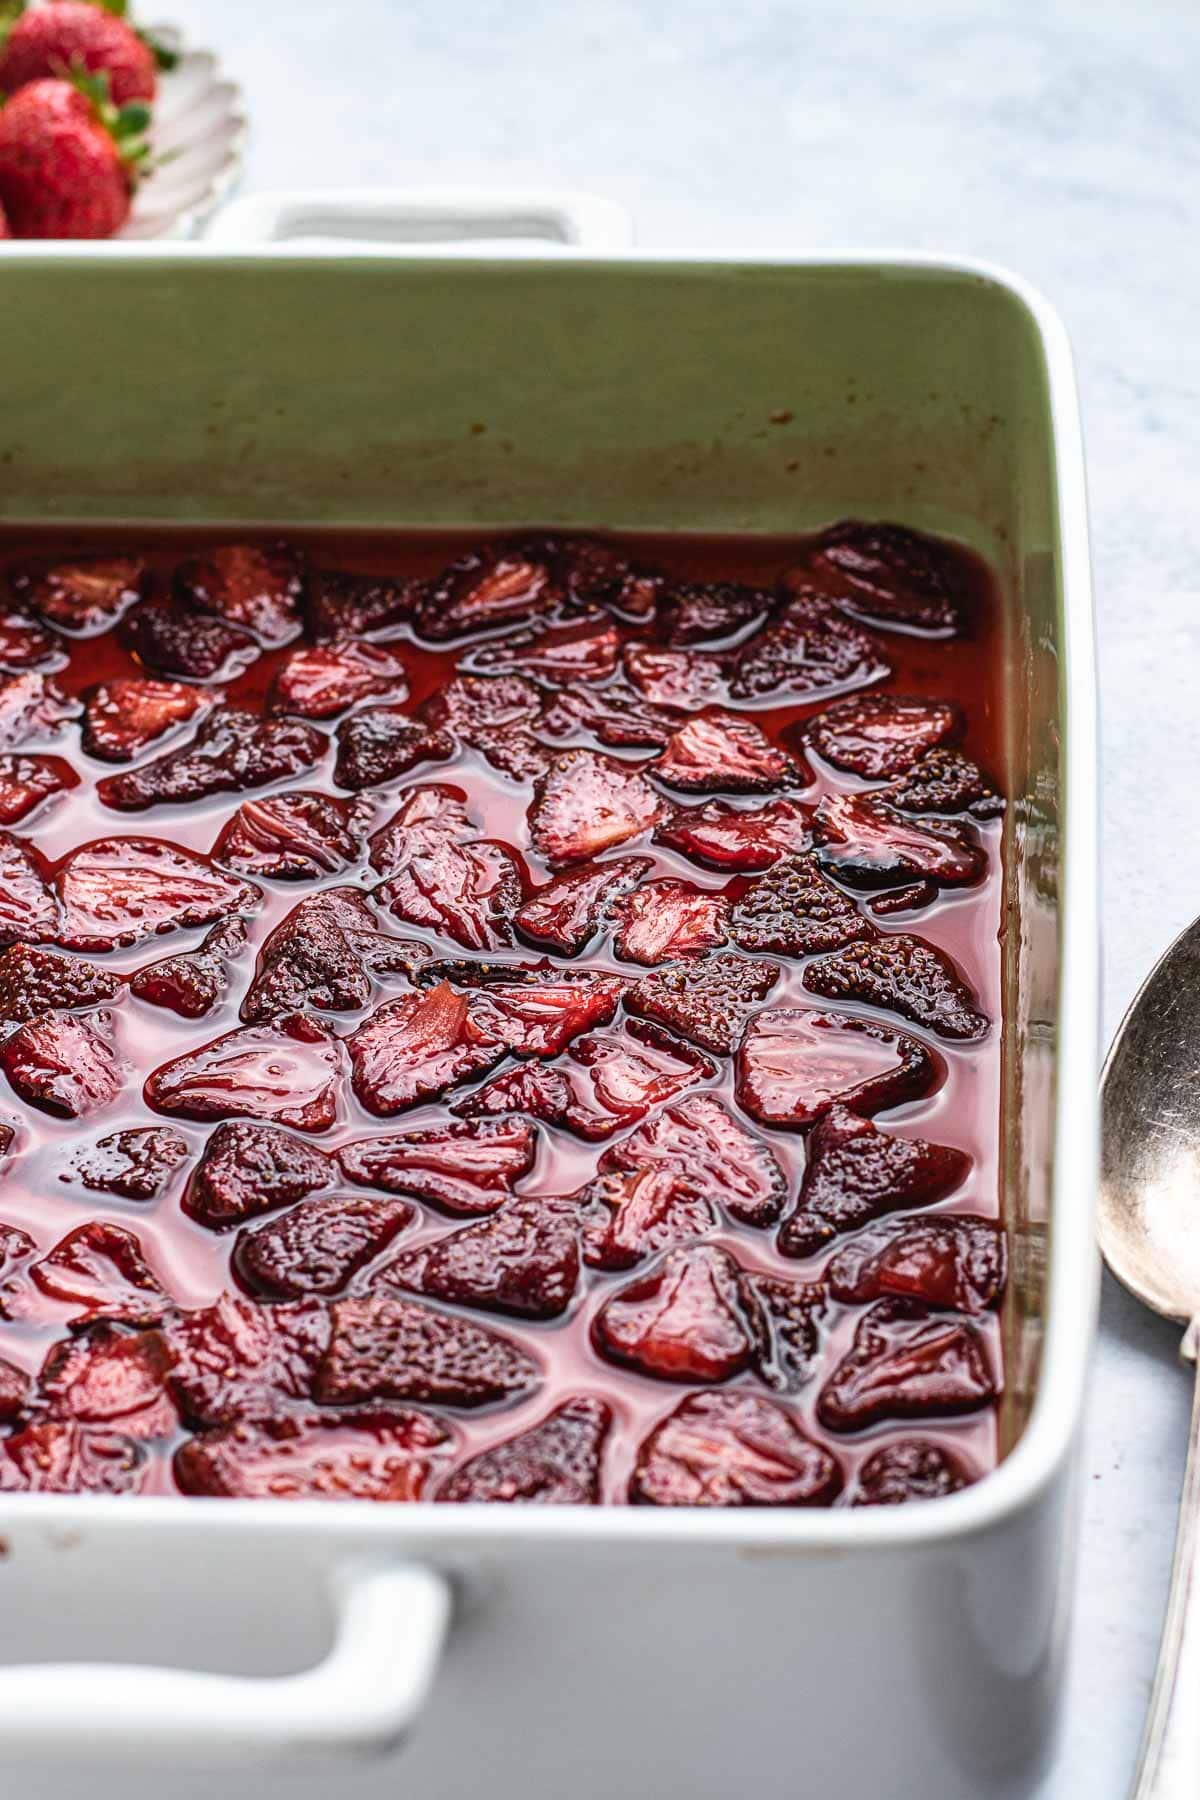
[0,1221,35,1320]
[852,1439,972,1506]
[578,1166,717,1270]
[0,830,57,945]
[0,612,62,672]
[816,1298,996,1431]
[239,887,424,1024]
[375,835,526,951]
[826,1214,1006,1313]
[0,1354,29,1423]
[812,792,986,889]
[54,837,259,951]
[610,877,730,964]
[80,677,214,763]
[798,520,969,636]
[306,571,423,641]
[599,1092,788,1227]
[0,671,79,747]
[652,711,796,793]
[735,1007,937,1131]
[515,855,652,955]
[654,795,813,872]
[528,749,665,867]
[380,1197,580,1321]
[185,1121,335,1229]
[97,708,326,811]
[553,538,663,622]
[656,581,772,646]
[593,1244,763,1383]
[58,1127,190,1203]
[212,791,368,881]
[163,1292,330,1427]
[420,673,544,737]
[119,597,258,681]
[731,594,890,700]
[0,1422,147,1494]
[539,681,681,749]
[803,934,989,1041]
[461,620,619,685]
[807,694,962,778]
[730,852,874,957]
[367,784,476,876]
[175,1407,455,1501]
[777,1104,969,1258]
[333,705,454,789]
[31,1222,171,1327]
[439,1395,613,1505]
[416,541,565,641]
[631,1391,842,1507]
[458,968,625,1056]
[346,983,507,1116]
[234,1193,414,1299]
[0,752,75,824]
[622,645,730,711]
[145,1013,341,1134]
[882,748,1005,820]
[869,881,937,918]
[0,1009,122,1117]
[315,1292,541,1408]
[749,1274,829,1392]
[129,916,247,1019]
[0,943,120,1023]
[39,1327,177,1438]
[337,1116,536,1217]
[626,951,779,1054]
[174,542,305,646]
[269,638,408,719]
[12,555,146,635]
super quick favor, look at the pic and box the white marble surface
[168,0,1200,1789]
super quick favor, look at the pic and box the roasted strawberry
[31,1222,171,1328]
[622,645,730,711]
[306,570,423,642]
[817,1298,996,1431]
[0,671,78,746]
[367,784,476,875]
[420,673,543,739]
[869,881,937,918]
[593,1244,762,1383]
[852,1439,972,1506]
[731,595,890,700]
[798,521,968,636]
[631,1391,842,1508]
[234,1193,414,1299]
[239,888,423,1025]
[439,1395,612,1504]
[54,836,259,951]
[58,1126,190,1202]
[826,1214,1006,1313]
[514,855,652,955]
[881,747,1005,820]
[0,75,146,239]
[653,711,796,794]
[0,752,73,824]
[0,1220,35,1318]
[11,555,146,635]
[174,543,304,646]
[80,677,213,764]
[610,877,730,964]
[0,3,157,106]
[268,638,408,719]
[315,1292,540,1409]
[0,830,57,945]
[0,612,62,672]
[460,620,619,685]
[416,540,564,641]
[381,1197,580,1321]
[97,708,326,811]
[778,1105,970,1257]
[459,968,624,1056]
[578,1166,717,1270]
[145,1012,341,1134]
[346,983,507,1116]
[333,705,454,790]
[0,943,120,1024]
[185,1122,335,1230]
[539,681,680,749]
[0,1353,30,1422]
[657,581,772,646]
[129,916,247,1019]
[730,852,873,957]
[553,538,662,622]
[40,1326,177,1438]
[625,951,779,1055]
[749,1274,828,1392]
[735,1008,937,1131]
[212,791,367,880]
[812,793,986,889]
[120,597,258,681]
[375,835,526,951]
[163,1292,330,1427]
[0,1421,147,1494]
[803,934,989,1041]
[528,749,665,867]
[338,1116,536,1217]
[654,795,813,872]
[806,695,962,779]
[601,1092,787,1227]
[175,1406,456,1501]
[0,1008,122,1117]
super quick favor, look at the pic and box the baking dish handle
[0,1557,450,1761]
[205,187,634,250]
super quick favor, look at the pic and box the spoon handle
[1133,1327,1200,1798]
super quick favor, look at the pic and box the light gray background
[178,0,1198,1789]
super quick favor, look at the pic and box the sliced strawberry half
[735,1007,937,1131]
[798,520,969,636]
[129,916,247,1020]
[0,1355,29,1423]
[803,933,989,1042]
[731,594,890,700]
[458,968,625,1056]
[31,1222,171,1328]
[852,1439,972,1506]
[593,1244,762,1383]
[419,672,543,737]
[0,753,75,825]
[80,677,214,764]
[185,1121,336,1230]
[622,644,730,711]
[630,1390,842,1507]
[812,792,986,889]
[367,784,476,876]
[539,681,681,750]
[460,620,619,685]
[163,1292,331,1427]
[656,581,772,646]
[240,887,425,1025]
[337,1116,536,1217]
[346,983,507,1116]
[375,835,526,951]
[58,1126,190,1203]
[145,1012,341,1133]
[175,1406,455,1501]
[654,795,813,872]
[39,1327,177,1439]
[54,837,259,952]
[599,1091,788,1227]
[234,1193,414,1300]
[0,1221,35,1319]
[610,877,730,965]
[826,1214,1006,1313]
[0,1009,122,1118]
[212,791,367,881]
[749,1274,829,1392]
[119,597,258,682]
[415,540,565,641]
[13,555,146,636]
[439,1395,612,1504]
[268,639,408,719]
[333,705,454,789]
[0,672,79,747]
[0,830,57,946]
[626,951,779,1055]
[730,851,875,956]
[514,855,652,955]
[578,1166,718,1270]
[97,708,326,811]
[653,711,796,794]
[174,542,305,646]
[306,570,423,641]
[380,1197,581,1321]
[528,749,665,867]
[806,694,962,779]
[882,748,1005,820]
[0,1422,147,1495]
[777,1104,969,1258]
[552,537,663,622]
[315,1292,541,1409]
[816,1298,996,1432]
[0,612,62,673]
[0,943,120,1024]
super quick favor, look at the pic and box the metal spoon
[1101,912,1200,1797]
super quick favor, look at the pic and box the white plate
[118,22,246,240]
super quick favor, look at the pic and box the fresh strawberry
[374,834,526,951]
[460,620,619,685]
[528,749,665,867]
[578,1165,717,1271]
[0,671,78,745]
[120,597,258,681]
[268,639,408,719]
[175,1406,455,1502]
[0,610,61,671]
[305,570,423,642]
[812,792,986,889]
[80,677,213,763]
[625,951,779,1055]
[234,1193,414,1300]
[345,983,507,1116]
[145,1012,341,1133]
[816,1298,996,1432]
[731,594,890,700]
[622,644,730,711]
[0,828,57,944]
[735,1007,937,1130]
[380,1197,581,1321]
[439,1395,612,1505]
[610,877,729,964]
[540,680,680,750]
[0,942,120,1023]
[652,711,796,794]
[333,705,454,789]
[777,1104,969,1258]
[599,1092,787,1227]
[656,581,772,646]
[11,554,146,633]
[57,1125,189,1202]
[97,708,326,810]
[0,74,149,239]
[163,1292,330,1427]
[881,748,1005,820]
[654,795,813,872]
[415,540,565,641]
[337,1116,536,1217]
[852,1439,972,1506]
[0,1007,122,1116]
[54,835,259,951]
[185,1121,335,1230]
[730,851,875,956]
[826,1213,1006,1313]
[630,1391,842,1508]
[0,4,157,106]
[174,543,305,646]
[794,521,969,636]
[31,1221,170,1327]
[514,855,652,955]
[803,933,989,1041]
[128,915,246,1019]
[805,694,962,779]
[239,887,423,1024]
[315,1292,540,1409]
[593,1244,762,1383]
[212,791,367,881]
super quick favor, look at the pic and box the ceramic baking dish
[0,192,1097,1800]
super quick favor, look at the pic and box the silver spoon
[1101,912,1200,1797]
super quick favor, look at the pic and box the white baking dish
[0,191,1097,1799]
